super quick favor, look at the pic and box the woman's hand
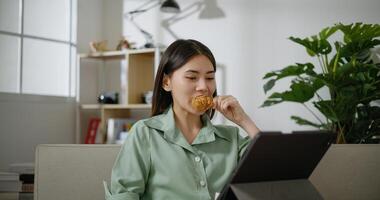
[213,95,247,125]
[213,95,260,138]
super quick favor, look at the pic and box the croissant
[191,95,214,112]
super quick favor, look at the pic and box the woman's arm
[213,95,260,138]
[238,116,260,138]
[105,121,151,200]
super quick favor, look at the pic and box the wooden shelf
[127,48,157,54]
[81,104,151,110]
[79,51,126,59]
[76,47,162,144]
[78,48,159,60]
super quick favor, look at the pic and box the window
[0,0,77,97]
[0,35,20,93]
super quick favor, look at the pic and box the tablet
[217,131,335,200]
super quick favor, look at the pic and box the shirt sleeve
[237,133,252,161]
[104,121,151,200]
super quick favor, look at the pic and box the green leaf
[319,26,338,40]
[282,81,316,102]
[262,22,380,143]
[289,37,317,56]
[362,83,373,96]
[262,63,318,94]
[319,39,333,54]
[263,71,277,79]
[289,36,333,56]
[266,81,316,104]
[263,63,317,80]
[263,79,276,94]
[312,77,324,91]
[291,116,324,128]
[313,100,339,122]
[268,92,283,99]
[306,48,316,57]
[261,99,282,107]
[336,23,380,43]
[336,62,354,78]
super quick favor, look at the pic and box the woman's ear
[162,74,172,92]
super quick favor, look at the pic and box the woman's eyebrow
[185,70,198,74]
[185,70,215,74]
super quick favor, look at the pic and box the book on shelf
[6,163,35,194]
[120,60,127,105]
[21,183,34,193]
[1,171,34,193]
[0,192,33,200]
[0,172,19,182]
[8,163,34,175]
[19,174,34,184]
[0,172,21,193]
[95,122,104,144]
[19,174,34,193]
[19,192,33,200]
[0,192,19,200]
[107,118,136,144]
[0,180,22,192]
[85,118,101,144]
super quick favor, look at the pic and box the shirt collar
[144,106,231,145]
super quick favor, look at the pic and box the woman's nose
[196,78,208,91]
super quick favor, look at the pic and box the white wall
[78,0,123,104]
[0,94,76,171]
[0,0,123,171]
[77,0,124,141]
[124,0,380,133]
[77,0,123,101]
[0,0,77,171]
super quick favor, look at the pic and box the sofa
[34,144,380,200]
[34,144,120,200]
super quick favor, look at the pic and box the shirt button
[195,156,201,162]
[200,180,206,187]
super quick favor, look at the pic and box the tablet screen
[218,131,335,200]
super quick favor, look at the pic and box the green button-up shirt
[104,106,251,200]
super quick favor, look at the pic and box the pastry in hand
[191,95,214,112]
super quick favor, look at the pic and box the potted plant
[262,23,380,144]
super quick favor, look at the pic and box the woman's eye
[186,77,196,80]
[207,77,215,80]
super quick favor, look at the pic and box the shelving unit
[76,48,162,144]
[80,103,151,110]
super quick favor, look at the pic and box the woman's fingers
[221,97,238,111]
[214,95,238,113]
[212,95,257,136]
[213,95,227,111]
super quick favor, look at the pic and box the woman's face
[163,55,216,115]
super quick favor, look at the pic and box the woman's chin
[188,108,203,115]
[194,109,207,115]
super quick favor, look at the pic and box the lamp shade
[199,0,225,19]
[160,0,180,13]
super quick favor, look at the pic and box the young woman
[104,39,260,200]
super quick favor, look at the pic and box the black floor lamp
[124,0,181,48]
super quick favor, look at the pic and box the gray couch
[34,144,380,200]
[34,145,120,200]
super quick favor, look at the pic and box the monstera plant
[262,23,380,144]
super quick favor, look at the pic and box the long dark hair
[152,39,217,118]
